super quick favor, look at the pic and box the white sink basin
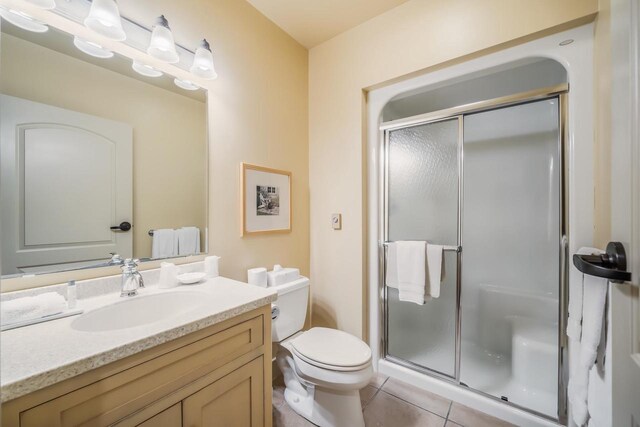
[72,291,209,332]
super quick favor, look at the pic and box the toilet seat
[290,327,372,371]
[291,348,370,372]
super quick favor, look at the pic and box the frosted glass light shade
[132,60,163,78]
[25,0,56,10]
[73,36,114,59]
[174,78,198,91]
[147,15,179,63]
[84,0,126,41]
[0,7,48,32]
[190,39,217,80]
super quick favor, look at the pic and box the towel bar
[382,241,461,253]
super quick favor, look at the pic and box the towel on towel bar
[567,247,609,426]
[177,227,201,256]
[152,228,178,259]
[386,241,445,304]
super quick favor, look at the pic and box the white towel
[1,292,67,325]
[152,228,178,259]
[567,247,609,426]
[426,244,445,298]
[177,227,201,256]
[386,241,446,304]
[386,241,427,304]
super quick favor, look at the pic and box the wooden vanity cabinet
[1,306,272,427]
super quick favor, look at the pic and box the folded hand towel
[386,241,427,305]
[177,227,201,256]
[1,292,67,325]
[567,247,609,426]
[426,244,445,298]
[386,241,447,304]
[152,229,178,259]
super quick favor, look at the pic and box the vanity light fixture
[190,39,218,80]
[84,0,126,41]
[147,15,179,64]
[132,60,163,78]
[174,78,199,91]
[73,36,114,59]
[24,0,56,10]
[0,7,48,32]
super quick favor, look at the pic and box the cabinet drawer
[20,315,264,427]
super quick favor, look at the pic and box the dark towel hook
[573,241,632,283]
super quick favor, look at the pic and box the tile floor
[272,373,516,427]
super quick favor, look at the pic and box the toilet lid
[291,327,371,368]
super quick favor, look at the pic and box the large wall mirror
[0,23,208,279]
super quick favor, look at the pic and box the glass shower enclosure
[381,89,566,420]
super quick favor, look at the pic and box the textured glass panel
[386,118,459,377]
[388,119,458,244]
[388,251,457,375]
[460,99,560,417]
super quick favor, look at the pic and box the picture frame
[240,163,292,236]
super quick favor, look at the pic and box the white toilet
[271,276,373,427]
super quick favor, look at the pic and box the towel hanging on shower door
[567,247,609,426]
[385,241,445,304]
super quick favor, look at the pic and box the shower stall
[372,56,576,423]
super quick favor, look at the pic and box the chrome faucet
[120,258,144,297]
[108,252,124,266]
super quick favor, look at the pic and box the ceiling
[246,0,410,49]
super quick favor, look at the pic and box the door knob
[110,221,132,232]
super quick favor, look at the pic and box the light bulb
[174,78,199,91]
[73,36,114,59]
[0,7,48,32]
[132,60,163,78]
[147,15,179,63]
[84,0,126,41]
[190,39,218,80]
[24,0,56,10]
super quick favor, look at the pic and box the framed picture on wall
[241,163,292,236]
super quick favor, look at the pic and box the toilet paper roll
[204,256,220,278]
[247,267,268,287]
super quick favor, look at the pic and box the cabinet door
[183,357,264,427]
[137,403,182,427]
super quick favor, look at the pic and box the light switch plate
[331,213,342,230]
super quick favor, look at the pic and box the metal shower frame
[377,83,570,423]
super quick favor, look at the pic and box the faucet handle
[121,258,140,270]
[108,253,124,266]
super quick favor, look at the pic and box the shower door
[384,117,461,378]
[460,99,561,417]
[381,93,564,419]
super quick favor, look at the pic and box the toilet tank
[271,276,309,342]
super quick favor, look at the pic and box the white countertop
[1,276,277,402]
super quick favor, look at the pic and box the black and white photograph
[256,185,280,216]
[241,163,291,235]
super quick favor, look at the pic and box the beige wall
[593,0,612,248]
[1,0,309,291]
[308,0,599,339]
[1,34,207,261]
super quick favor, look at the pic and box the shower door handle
[573,241,632,283]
